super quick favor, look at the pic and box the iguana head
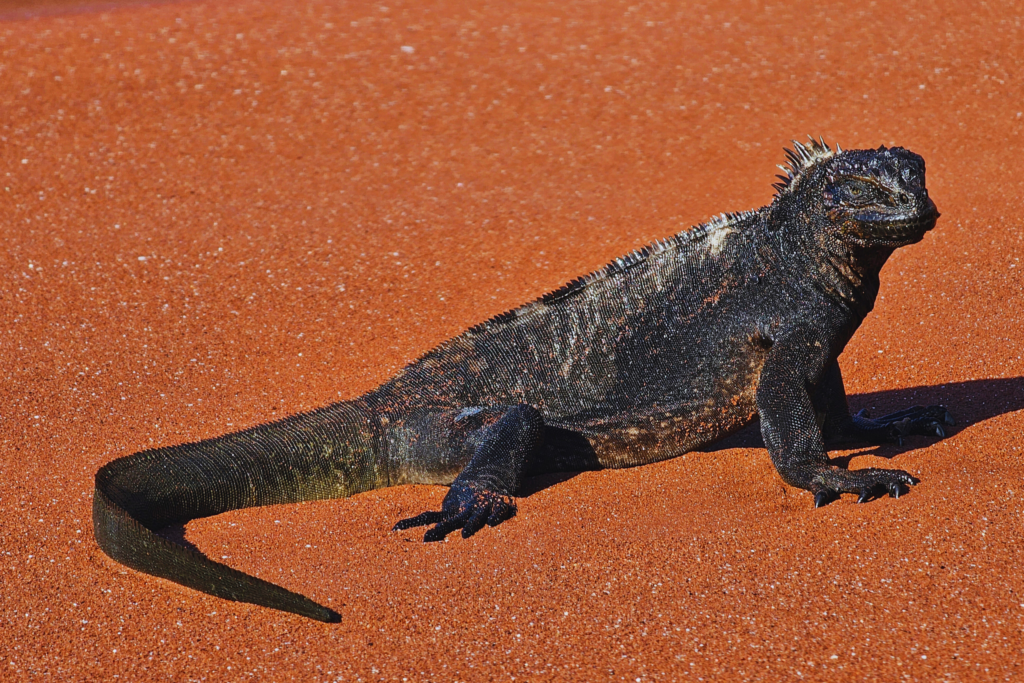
[773,137,940,249]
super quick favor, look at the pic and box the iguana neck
[759,202,893,318]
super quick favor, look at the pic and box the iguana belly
[580,395,759,468]
[563,355,765,469]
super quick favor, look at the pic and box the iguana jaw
[837,199,940,248]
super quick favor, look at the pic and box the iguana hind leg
[814,361,955,448]
[393,404,543,541]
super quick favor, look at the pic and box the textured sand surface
[2,0,1023,680]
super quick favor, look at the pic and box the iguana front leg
[814,361,954,447]
[393,404,543,541]
[757,325,919,507]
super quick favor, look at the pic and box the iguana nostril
[898,192,910,205]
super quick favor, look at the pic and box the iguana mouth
[888,201,940,239]
[845,200,939,246]
[885,211,939,241]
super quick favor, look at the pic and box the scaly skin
[94,138,951,621]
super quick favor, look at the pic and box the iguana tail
[93,400,385,622]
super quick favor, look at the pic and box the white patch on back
[455,407,483,421]
[707,224,734,256]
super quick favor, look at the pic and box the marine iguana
[94,138,953,622]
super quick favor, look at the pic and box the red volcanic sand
[2,0,1023,679]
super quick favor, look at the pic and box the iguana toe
[423,517,465,542]
[486,498,516,526]
[461,506,491,538]
[885,406,955,443]
[392,510,444,531]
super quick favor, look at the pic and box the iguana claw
[814,490,835,508]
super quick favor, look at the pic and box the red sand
[2,0,1023,679]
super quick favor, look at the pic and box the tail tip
[321,608,342,623]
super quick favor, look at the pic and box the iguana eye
[842,180,874,203]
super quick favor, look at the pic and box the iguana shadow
[524,376,1023,495]
[157,525,203,553]
[701,375,1024,465]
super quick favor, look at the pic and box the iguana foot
[808,466,919,507]
[853,405,954,446]
[392,483,517,542]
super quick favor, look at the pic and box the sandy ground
[1,0,1023,679]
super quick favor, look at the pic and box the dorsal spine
[771,136,837,195]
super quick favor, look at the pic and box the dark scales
[94,138,953,621]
